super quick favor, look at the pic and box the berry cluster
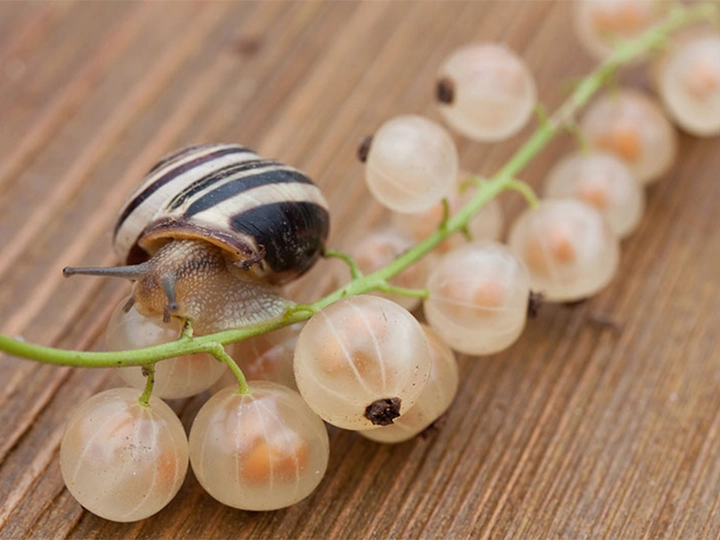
[33,0,720,523]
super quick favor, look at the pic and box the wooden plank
[0,2,719,538]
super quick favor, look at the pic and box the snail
[64,144,330,334]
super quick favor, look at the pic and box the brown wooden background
[1,2,719,538]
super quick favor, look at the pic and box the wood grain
[1,2,719,538]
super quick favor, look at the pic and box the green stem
[376,283,429,299]
[565,119,592,155]
[0,310,309,367]
[439,198,451,228]
[138,365,155,407]
[181,319,194,339]
[208,343,251,395]
[0,2,714,369]
[324,249,363,279]
[505,178,540,209]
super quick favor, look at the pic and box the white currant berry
[293,295,432,430]
[574,0,665,61]
[363,115,458,213]
[106,297,226,399]
[188,382,329,511]
[580,88,677,184]
[657,35,720,136]
[59,388,189,522]
[649,22,718,89]
[543,151,645,238]
[508,199,620,302]
[424,242,530,355]
[361,325,458,444]
[436,43,536,142]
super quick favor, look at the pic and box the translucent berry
[364,115,458,213]
[649,23,718,89]
[508,199,620,302]
[580,88,677,184]
[437,43,536,142]
[107,298,225,399]
[424,242,530,355]
[293,295,432,430]
[361,325,458,443]
[543,151,644,238]
[574,0,665,61]
[59,388,189,522]
[657,35,720,136]
[188,382,329,511]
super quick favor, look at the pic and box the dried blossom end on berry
[436,77,455,104]
[365,397,402,426]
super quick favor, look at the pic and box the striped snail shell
[64,144,330,333]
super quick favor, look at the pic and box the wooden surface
[1,2,719,538]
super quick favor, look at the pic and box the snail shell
[115,143,330,284]
[65,144,330,332]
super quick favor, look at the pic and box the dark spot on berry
[357,135,373,163]
[527,290,544,318]
[365,397,401,426]
[436,77,455,104]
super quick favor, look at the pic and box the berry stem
[324,249,364,279]
[376,283,430,299]
[566,120,592,156]
[460,225,473,242]
[0,1,715,369]
[504,178,540,209]
[208,343,251,395]
[181,319,194,339]
[439,198,452,229]
[138,365,156,407]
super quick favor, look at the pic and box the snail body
[65,144,330,332]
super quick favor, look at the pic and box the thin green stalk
[504,179,540,209]
[376,283,429,299]
[138,365,155,407]
[325,249,363,279]
[209,343,251,395]
[439,198,451,228]
[0,2,714,370]
[0,311,307,367]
